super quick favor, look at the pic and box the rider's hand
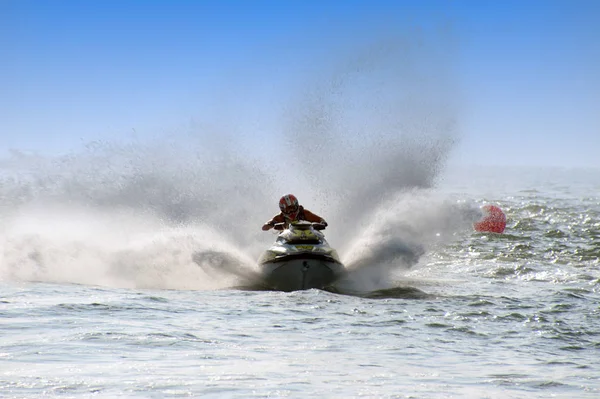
[262,223,272,231]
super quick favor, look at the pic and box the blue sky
[1,0,599,167]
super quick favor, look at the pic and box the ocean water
[2,154,599,399]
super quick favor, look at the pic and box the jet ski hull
[258,221,345,292]
[261,255,345,292]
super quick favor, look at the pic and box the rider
[262,194,328,231]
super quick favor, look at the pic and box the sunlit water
[2,167,599,399]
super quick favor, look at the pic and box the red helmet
[279,194,299,220]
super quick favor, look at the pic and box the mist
[0,28,481,292]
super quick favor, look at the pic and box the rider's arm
[262,214,285,231]
[303,209,328,226]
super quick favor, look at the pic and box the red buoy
[474,204,506,233]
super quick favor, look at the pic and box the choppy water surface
[2,170,599,398]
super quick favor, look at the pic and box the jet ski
[258,221,346,292]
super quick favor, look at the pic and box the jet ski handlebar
[273,222,326,231]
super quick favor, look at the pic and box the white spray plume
[1,27,473,292]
